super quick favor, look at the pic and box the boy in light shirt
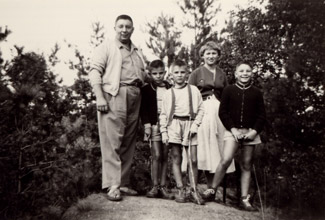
[159,59,204,205]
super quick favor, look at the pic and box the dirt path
[63,193,275,220]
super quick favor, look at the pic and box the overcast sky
[0,0,254,85]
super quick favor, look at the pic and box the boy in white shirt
[160,60,204,205]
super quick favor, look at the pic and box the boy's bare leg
[211,140,238,189]
[240,145,255,197]
[147,141,163,198]
[158,144,174,200]
[239,144,257,211]
[171,143,186,203]
[171,144,184,187]
[185,145,198,189]
[205,171,214,188]
[151,141,162,186]
[160,143,169,186]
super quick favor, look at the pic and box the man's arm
[92,83,108,113]
[89,41,109,113]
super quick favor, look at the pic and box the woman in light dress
[182,41,235,200]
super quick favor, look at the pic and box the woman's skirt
[182,96,235,173]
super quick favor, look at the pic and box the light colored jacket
[159,84,204,133]
[88,38,147,96]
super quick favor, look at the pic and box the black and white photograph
[0,0,324,219]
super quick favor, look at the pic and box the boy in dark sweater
[205,61,266,211]
[140,60,174,200]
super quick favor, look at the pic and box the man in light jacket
[89,14,147,201]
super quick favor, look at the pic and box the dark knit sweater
[140,81,171,125]
[219,83,266,133]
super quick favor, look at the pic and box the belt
[173,115,194,121]
[120,81,142,88]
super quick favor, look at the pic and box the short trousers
[150,124,162,142]
[167,118,198,146]
[224,128,262,145]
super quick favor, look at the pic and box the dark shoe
[175,187,187,203]
[240,194,258,211]
[120,187,138,196]
[190,189,205,205]
[202,188,216,202]
[146,186,159,198]
[107,188,122,201]
[160,186,174,200]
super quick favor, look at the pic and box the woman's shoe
[239,194,258,211]
[202,188,216,201]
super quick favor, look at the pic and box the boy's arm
[139,87,152,140]
[252,90,267,133]
[139,87,151,125]
[159,91,169,145]
[191,87,204,134]
[159,91,169,134]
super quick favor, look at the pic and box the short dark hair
[170,59,188,72]
[235,61,253,71]
[115,14,133,24]
[149,59,165,70]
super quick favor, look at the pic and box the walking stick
[149,139,154,184]
[253,164,265,220]
[187,120,203,205]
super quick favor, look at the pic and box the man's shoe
[239,194,258,211]
[175,187,187,203]
[160,186,174,200]
[190,189,205,205]
[120,187,138,196]
[107,188,122,201]
[146,186,159,198]
[202,188,216,202]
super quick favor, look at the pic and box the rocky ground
[63,186,279,220]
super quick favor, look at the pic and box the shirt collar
[235,81,252,90]
[115,38,137,51]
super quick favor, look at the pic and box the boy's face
[150,67,166,84]
[235,64,252,84]
[171,65,187,86]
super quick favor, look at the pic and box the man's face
[115,19,134,44]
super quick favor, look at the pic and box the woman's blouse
[188,65,228,100]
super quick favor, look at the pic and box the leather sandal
[120,187,138,196]
[107,188,122,201]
